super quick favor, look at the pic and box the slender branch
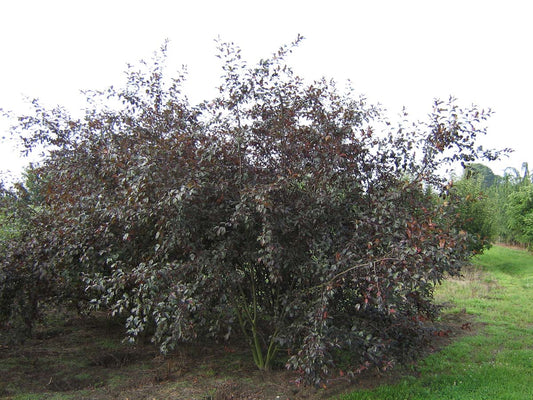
[315,256,398,291]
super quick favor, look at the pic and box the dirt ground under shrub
[0,308,478,400]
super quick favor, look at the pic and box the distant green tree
[461,162,533,247]
[449,166,495,253]
[464,163,497,188]
[485,172,517,243]
[503,162,532,186]
[507,184,533,248]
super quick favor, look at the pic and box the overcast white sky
[1,0,531,180]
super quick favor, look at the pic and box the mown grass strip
[338,245,533,400]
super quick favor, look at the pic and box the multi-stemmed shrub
[0,38,502,384]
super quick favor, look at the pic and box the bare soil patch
[0,308,479,400]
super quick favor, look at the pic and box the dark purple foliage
[0,38,502,384]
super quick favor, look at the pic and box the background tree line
[452,161,533,250]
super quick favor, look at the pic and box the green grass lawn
[337,245,533,400]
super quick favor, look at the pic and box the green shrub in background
[448,166,495,253]
[506,184,533,249]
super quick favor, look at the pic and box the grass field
[337,245,533,400]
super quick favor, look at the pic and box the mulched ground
[0,308,478,400]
